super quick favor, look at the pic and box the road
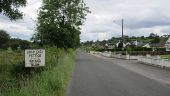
[66,51,170,96]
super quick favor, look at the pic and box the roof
[150,39,166,48]
[116,41,126,47]
[166,36,170,44]
[143,43,150,48]
[136,42,147,47]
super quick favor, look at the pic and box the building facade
[165,36,170,51]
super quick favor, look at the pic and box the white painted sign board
[25,49,45,67]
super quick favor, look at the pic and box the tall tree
[0,30,10,48]
[32,0,90,48]
[9,38,31,50]
[149,33,157,39]
[0,0,26,20]
[151,36,160,43]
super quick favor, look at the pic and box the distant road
[66,50,170,96]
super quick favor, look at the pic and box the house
[143,43,150,48]
[126,42,131,46]
[150,40,166,48]
[125,40,147,48]
[116,41,126,48]
[107,43,116,49]
[142,40,166,51]
[165,36,170,51]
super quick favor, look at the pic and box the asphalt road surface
[66,51,170,96]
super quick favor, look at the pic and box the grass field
[0,48,75,96]
[161,55,170,59]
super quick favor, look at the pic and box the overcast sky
[0,0,170,42]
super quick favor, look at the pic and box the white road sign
[25,49,45,67]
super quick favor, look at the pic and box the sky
[0,0,170,42]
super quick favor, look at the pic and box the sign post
[25,49,45,67]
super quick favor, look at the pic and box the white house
[116,41,126,48]
[165,36,170,51]
[125,42,131,46]
[143,43,150,48]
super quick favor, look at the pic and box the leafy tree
[151,36,160,43]
[9,38,31,50]
[148,33,160,43]
[33,0,90,49]
[140,36,145,39]
[149,33,157,39]
[124,35,131,42]
[82,40,94,46]
[0,30,10,48]
[0,0,26,20]
[131,36,137,39]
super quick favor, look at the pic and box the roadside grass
[0,48,75,96]
[161,55,170,60]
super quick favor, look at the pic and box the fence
[90,51,170,68]
[90,51,142,60]
[138,57,170,68]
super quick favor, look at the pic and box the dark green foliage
[149,33,157,39]
[132,47,152,51]
[0,0,26,20]
[126,47,132,54]
[81,40,94,47]
[33,0,90,49]
[156,48,165,51]
[9,38,31,50]
[148,33,160,43]
[0,30,31,50]
[0,30,10,49]
[151,36,160,43]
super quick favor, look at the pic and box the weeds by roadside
[0,48,75,96]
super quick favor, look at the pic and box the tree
[149,33,157,39]
[140,36,145,39]
[124,35,131,42]
[9,38,31,50]
[0,0,26,20]
[151,36,160,43]
[148,33,160,43]
[33,0,90,48]
[0,30,10,48]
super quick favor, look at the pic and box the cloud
[1,0,170,42]
[0,0,41,40]
[81,0,170,42]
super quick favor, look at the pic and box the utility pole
[113,18,124,49]
[121,18,124,43]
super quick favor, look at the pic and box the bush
[156,48,165,51]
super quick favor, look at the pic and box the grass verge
[161,55,170,60]
[0,48,75,96]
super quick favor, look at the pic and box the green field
[161,55,170,60]
[0,48,75,96]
